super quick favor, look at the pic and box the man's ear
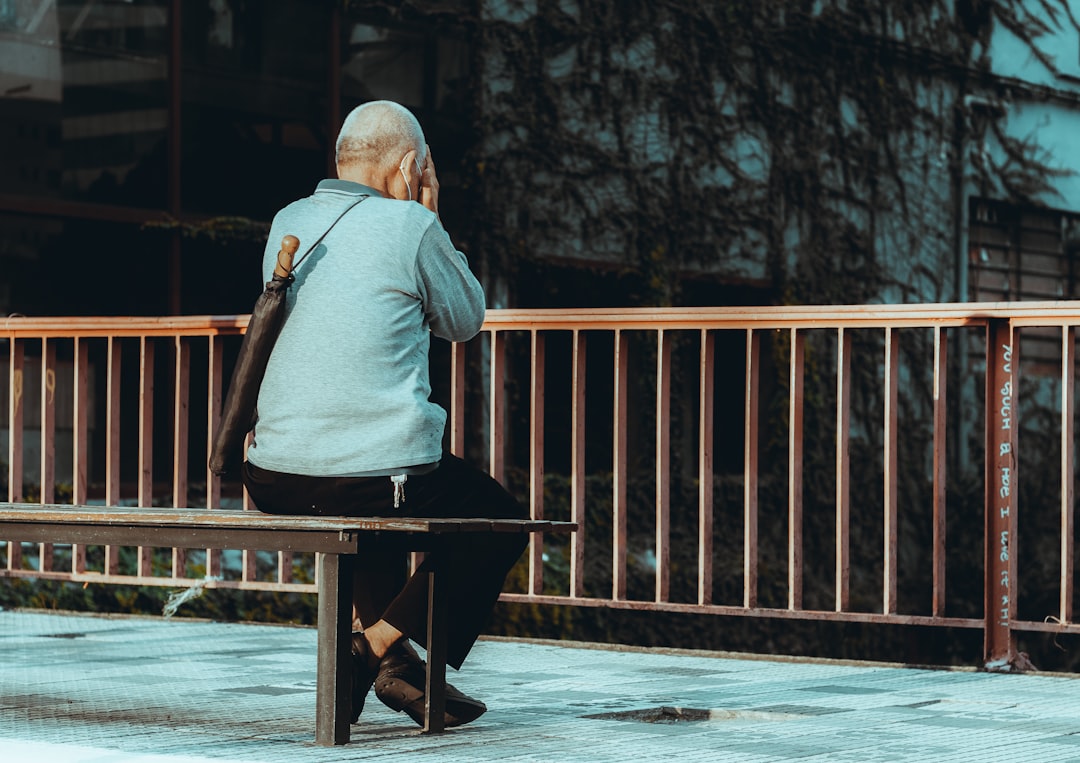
[389,150,420,201]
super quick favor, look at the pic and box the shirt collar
[315,179,384,198]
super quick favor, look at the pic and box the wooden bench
[0,504,575,745]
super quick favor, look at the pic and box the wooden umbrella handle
[273,235,301,278]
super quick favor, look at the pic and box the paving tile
[5,609,1080,761]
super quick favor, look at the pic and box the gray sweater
[246,179,486,476]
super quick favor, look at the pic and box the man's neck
[338,166,389,197]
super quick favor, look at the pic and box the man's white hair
[335,101,426,172]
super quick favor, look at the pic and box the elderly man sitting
[241,100,528,728]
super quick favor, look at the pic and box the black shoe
[350,631,379,724]
[373,640,487,728]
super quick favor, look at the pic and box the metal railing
[3,303,1080,668]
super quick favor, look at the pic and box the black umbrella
[209,235,300,476]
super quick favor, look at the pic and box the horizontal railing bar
[1,316,250,338]
[1010,619,1080,635]
[6,302,1080,339]
[480,302,1080,330]
[0,569,315,593]
[498,593,985,628]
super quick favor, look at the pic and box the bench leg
[316,552,354,746]
[423,551,448,733]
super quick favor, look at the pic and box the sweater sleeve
[415,219,487,342]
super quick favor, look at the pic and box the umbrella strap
[291,194,370,273]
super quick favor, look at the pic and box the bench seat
[0,503,575,745]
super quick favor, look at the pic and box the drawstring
[391,475,407,508]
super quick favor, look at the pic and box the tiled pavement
[2,609,1080,762]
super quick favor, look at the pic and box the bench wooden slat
[0,504,575,537]
[0,507,574,555]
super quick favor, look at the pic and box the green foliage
[142,216,271,244]
[0,577,318,626]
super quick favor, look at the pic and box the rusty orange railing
[4,304,1080,669]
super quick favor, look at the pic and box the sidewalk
[2,609,1080,762]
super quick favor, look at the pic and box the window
[969,197,1080,371]
[969,199,1079,302]
[0,0,169,206]
[181,0,331,217]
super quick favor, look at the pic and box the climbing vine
[349,0,1079,308]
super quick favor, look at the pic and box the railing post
[984,318,1017,670]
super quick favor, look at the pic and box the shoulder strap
[291,194,369,273]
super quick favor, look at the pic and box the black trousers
[242,454,528,669]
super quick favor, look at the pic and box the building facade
[2,1,1079,317]
[0,0,472,317]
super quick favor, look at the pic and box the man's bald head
[335,101,426,176]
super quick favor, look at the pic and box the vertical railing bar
[884,327,899,615]
[1062,325,1075,623]
[698,329,715,606]
[138,335,155,507]
[137,335,154,574]
[933,326,949,618]
[613,330,629,601]
[73,338,89,504]
[39,338,56,572]
[278,550,294,585]
[528,330,545,597]
[571,330,587,598]
[106,337,122,505]
[105,337,121,575]
[442,330,468,639]
[744,329,760,609]
[207,335,223,510]
[173,336,190,507]
[172,336,190,578]
[8,339,24,505]
[449,341,466,457]
[5,339,22,570]
[836,327,852,612]
[656,329,671,603]
[206,336,223,581]
[72,337,89,573]
[489,330,506,485]
[788,328,804,611]
[242,547,257,585]
[137,338,155,577]
[40,337,56,503]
